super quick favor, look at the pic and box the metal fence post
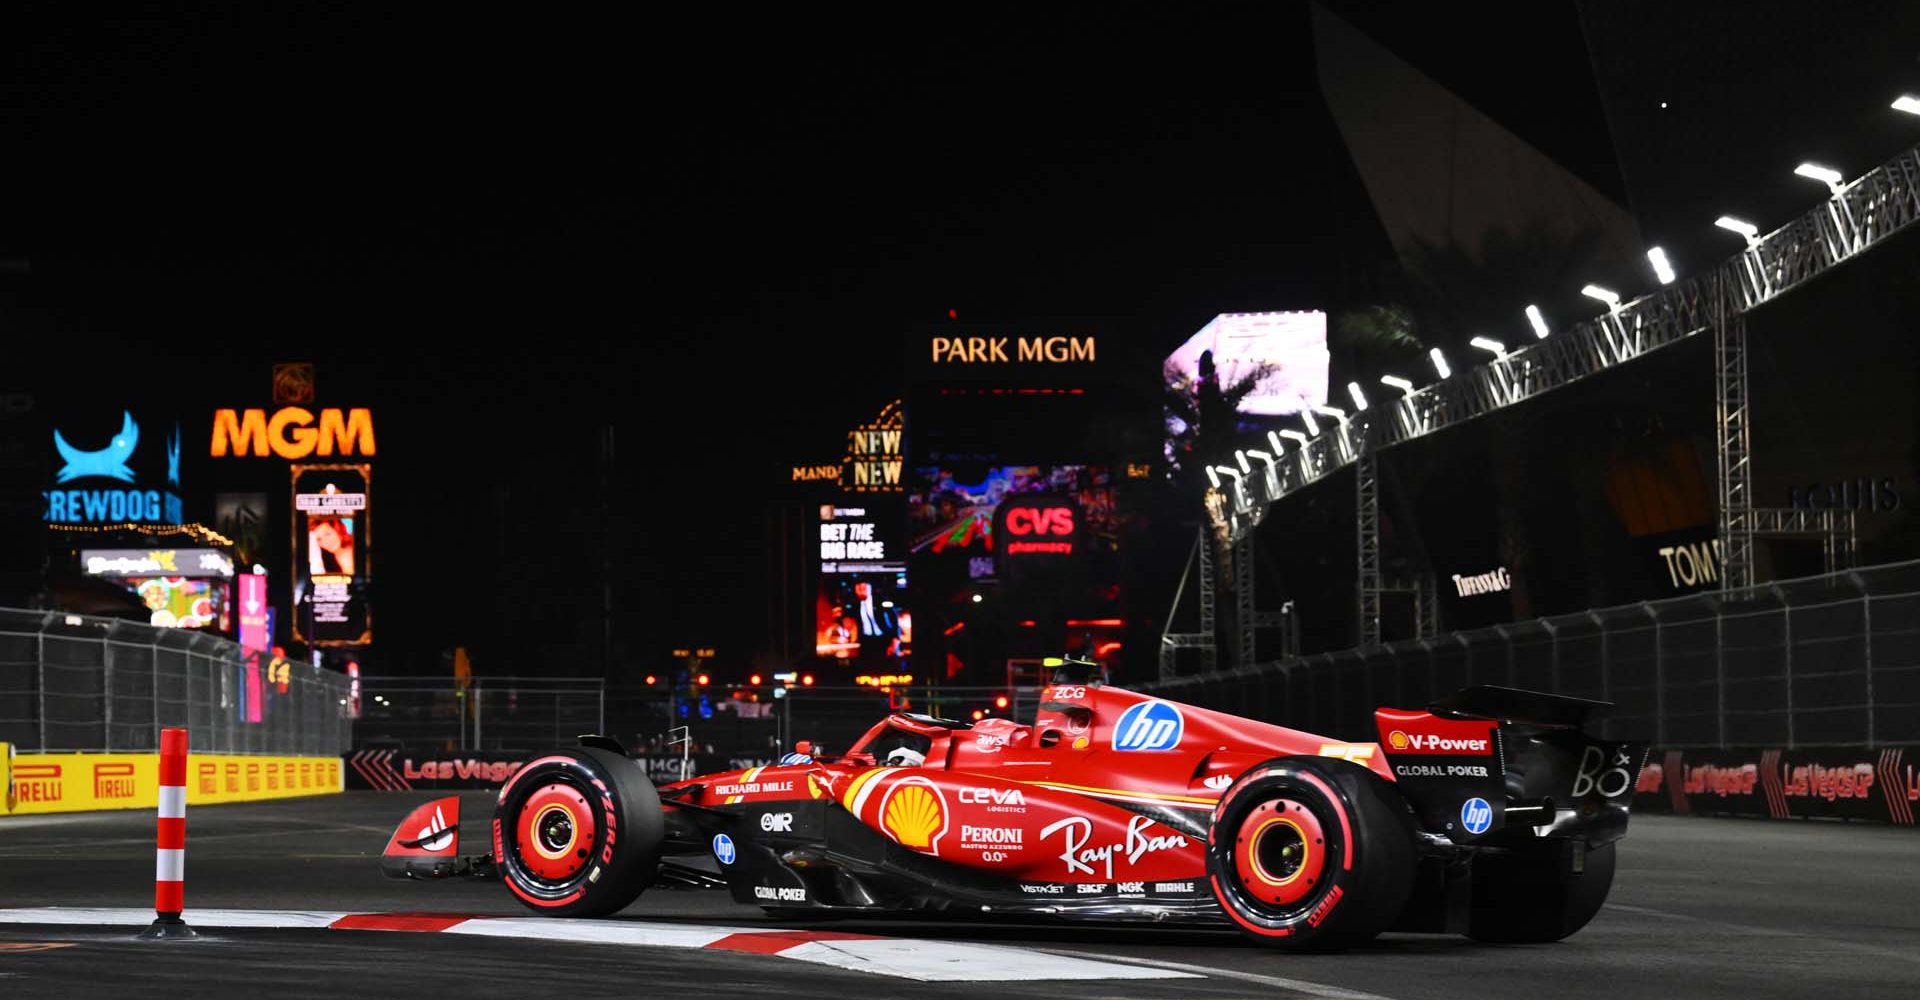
[1541,618,1561,695]
[1714,607,1726,748]
[36,616,48,751]
[1774,585,1795,749]
[103,624,115,752]
[1851,572,1873,747]
[1642,603,1664,748]
[151,639,161,751]
[599,682,606,737]
[476,681,485,752]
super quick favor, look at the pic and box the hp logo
[712,833,737,865]
[1460,797,1493,835]
[1112,701,1185,752]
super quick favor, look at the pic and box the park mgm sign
[791,399,903,493]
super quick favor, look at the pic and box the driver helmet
[885,746,927,767]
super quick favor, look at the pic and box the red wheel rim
[515,782,596,882]
[1232,798,1326,908]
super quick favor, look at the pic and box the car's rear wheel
[494,746,664,917]
[1466,839,1615,943]
[1206,756,1416,951]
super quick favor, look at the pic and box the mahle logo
[210,407,376,459]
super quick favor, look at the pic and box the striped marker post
[139,727,196,940]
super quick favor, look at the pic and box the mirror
[794,740,814,755]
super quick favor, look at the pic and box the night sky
[8,3,1625,678]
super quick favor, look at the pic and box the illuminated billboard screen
[908,464,1119,580]
[292,464,370,646]
[815,502,910,667]
[815,570,912,667]
[1164,311,1329,418]
[125,576,228,630]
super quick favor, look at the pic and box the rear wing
[1429,685,1611,729]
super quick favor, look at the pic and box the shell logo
[1388,730,1410,750]
[879,777,949,854]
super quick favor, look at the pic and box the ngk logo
[1005,506,1074,536]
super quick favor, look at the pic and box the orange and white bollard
[139,727,196,940]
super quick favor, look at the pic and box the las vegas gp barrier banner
[1633,745,1919,827]
[345,747,774,792]
[2,751,343,816]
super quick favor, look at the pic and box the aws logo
[210,407,376,459]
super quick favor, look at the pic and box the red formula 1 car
[382,663,1647,951]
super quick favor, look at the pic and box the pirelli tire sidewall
[1206,756,1416,950]
[494,746,665,918]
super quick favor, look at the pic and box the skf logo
[1005,506,1075,536]
[209,407,376,459]
[93,762,137,800]
[878,777,950,854]
[13,763,63,803]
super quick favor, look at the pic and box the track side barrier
[1634,744,1920,827]
[0,752,343,816]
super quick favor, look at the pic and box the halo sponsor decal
[1460,797,1493,835]
[877,776,950,855]
[1111,701,1184,752]
[712,833,736,865]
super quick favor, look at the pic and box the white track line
[1037,948,1397,1000]
[0,909,1198,982]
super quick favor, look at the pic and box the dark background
[7,3,1919,680]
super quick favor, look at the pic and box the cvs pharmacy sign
[997,496,1080,558]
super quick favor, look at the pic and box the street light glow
[1278,429,1310,447]
[1893,95,1920,116]
[1794,162,1844,194]
[1429,347,1451,379]
[1469,336,1507,357]
[1300,409,1319,436]
[1234,449,1251,473]
[1379,374,1414,393]
[1647,246,1676,285]
[1581,284,1621,308]
[1715,215,1760,243]
[1525,304,1549,339]
[1266,430,1286,454]
[1346,381,1369,411]
[1205,465,1221,489]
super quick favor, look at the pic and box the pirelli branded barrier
[1,750,343,816]
[1633,745,1920,827]
[345,747,772,791]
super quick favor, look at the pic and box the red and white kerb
[155,727,188,919]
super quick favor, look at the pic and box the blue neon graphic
[53,411,139,484]
[166,423,181,488]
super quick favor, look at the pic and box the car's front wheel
[494,746,664,917]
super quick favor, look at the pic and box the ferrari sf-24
[382,666,1646,950]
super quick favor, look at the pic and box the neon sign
[210,407,376,459]
[930,336,1096,364]
[45,410,183,524]
[54,411,138,483]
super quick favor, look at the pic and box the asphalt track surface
[1,792,1916,999]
